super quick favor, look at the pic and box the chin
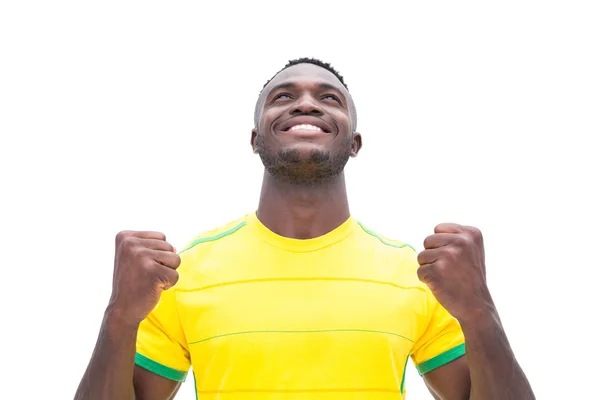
[283,142,329,155]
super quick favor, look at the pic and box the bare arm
[423,356,469,399]
[417,224,535,399]
[134,363,182,400]
[74,231,183,400]
[74,309,180,400]
[422,309,534,400]
[461,308,534,399]
[74,310,136,400]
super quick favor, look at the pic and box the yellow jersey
[135,213,465,399]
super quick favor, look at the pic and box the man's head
[251,58,362,186]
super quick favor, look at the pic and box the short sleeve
[410,289,466,376]
[135,287,191,382]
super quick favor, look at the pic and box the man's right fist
[107,231,181,326]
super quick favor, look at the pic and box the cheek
[332,110,352,133]
[259,109,280,132]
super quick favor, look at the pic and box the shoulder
[173,215,251,289]
[178,215,249,258]
[354,219,425,287]
[354,219,417,253]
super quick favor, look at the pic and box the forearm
[74,308,138,400]
[460,308,535,400]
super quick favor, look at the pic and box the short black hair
[262,57,349,91]
[255,57,357,130]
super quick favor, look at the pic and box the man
[74,58,535,399]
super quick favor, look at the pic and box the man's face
[252,63,361,186]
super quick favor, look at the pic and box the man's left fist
[417,223,494,323]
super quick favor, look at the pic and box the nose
[290,93,324,116]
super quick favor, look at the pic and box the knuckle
[115,230,131,244]
[172,254,182,268]
[121,236,139,252]
[163,241,174,252]
[133,247,149,262]
[162,253,181,269]
[423,234,435,248]
[446,245,463,258]
[464,225,481,238]
[455,233,471,246]
[121,235,135,247]
[135,258,156,277]
[431,259,447,273]
[140,257,155,271]
[170,270,180,286]
[417,251,426,265]
[418,265,440,289]
[154,231,167,241]
[470,227,483,240]
[162,270,180,290]
[417,264,433,281]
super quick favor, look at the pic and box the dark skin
[74,63,535,400]
[74,231,183,400]
[251,64,361,239]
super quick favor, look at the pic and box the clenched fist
[107,231,181,326]
[417,223,493,323]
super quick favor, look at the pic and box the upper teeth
[290,124,322,132]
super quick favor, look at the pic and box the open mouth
[286,124,326,133]
[278,117,333,135]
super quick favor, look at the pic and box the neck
[256,170,351,239]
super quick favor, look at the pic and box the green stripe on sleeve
[416,343,466,375]
[134,352,188,382]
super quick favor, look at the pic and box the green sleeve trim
[134,352,188,382]
[416,343,466,375]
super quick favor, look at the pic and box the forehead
[264,63,348,95]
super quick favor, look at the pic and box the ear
[251,128,259,153]
[350,132,362,157]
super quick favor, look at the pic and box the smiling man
[75,58,535,400]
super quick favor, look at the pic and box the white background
[1,1,598,399]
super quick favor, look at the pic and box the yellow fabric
[411,290,466,369]
[135,213,465,399]
[136,280,191,375]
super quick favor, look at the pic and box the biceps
[133,365,182,400]
[423,355,470,400]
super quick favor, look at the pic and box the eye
[274,93,292,101]
[323,94,342,104]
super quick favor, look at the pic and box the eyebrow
[267,81,346,98]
